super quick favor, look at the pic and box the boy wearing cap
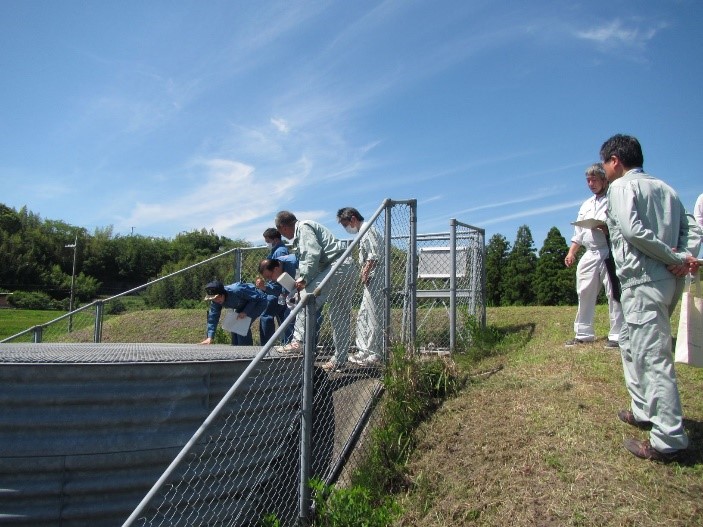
[199,280,277,345]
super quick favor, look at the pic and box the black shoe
[624,438,681,463]
[565,338,587,347]
[604,339,619,349]
[618,409,652,430]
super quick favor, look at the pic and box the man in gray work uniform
[274,210,355,372]
[601,134,701,462]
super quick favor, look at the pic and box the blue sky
[2,0,702,248]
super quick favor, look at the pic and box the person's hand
[199,337,213,345]
[255,277,266,290]
[668,254,701,277]
[564,253,576,267]
[237,311,247,319]
[295,279,306,292]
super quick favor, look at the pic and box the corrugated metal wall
[0,343,302,526]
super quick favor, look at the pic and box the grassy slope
[395,305,703,526]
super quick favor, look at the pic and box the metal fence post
[299,295,316,523]
[94,301,104,343]
[32,325,42,343]
[449,219,457,351]
[409,200,418,349]
[384,202,392,360]
[233,248,243,282]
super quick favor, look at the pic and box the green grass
[395,305,703,527]
[0,309,62,340]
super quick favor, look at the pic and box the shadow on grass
[679,417,703,466]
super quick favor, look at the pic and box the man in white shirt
[694,193,703,228]
[564,163,624,348]
[337,207,385,366]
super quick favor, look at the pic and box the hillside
[394,306,703,526]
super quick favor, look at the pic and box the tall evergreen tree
[534,227,577,305]
[501,225,537,306]
[485,233,510,307]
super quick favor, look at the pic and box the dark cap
[203,280,226,300]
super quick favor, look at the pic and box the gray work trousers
[619,277,688,452]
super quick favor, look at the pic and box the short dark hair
[258,258,282,274]
[336,207,363,223]
[275,211,297,229]
[263,228,281,240]
[600,134,644,169]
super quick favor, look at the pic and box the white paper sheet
[571,218,606,229]
[221,309,251,336]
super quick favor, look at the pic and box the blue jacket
[268,241,289,260]
[206,282,277,338]
[265,254,299,296]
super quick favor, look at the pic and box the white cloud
[574,19,665,50]
[479,200,583,227]
[120,158,300,237]
[270,117,290,134]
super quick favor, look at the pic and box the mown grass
[4,303,701,526]
[0,309,61,340]
[395,305,703,526]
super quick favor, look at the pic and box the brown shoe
[618,409,652,430]
[624,438,681,462]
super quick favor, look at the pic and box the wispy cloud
[119,158,299,236]
[270,117,290,134]
[478,200,583,227]
[573,19,667,51]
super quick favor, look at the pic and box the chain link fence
[415,220,486,353]
[1,200,486,526]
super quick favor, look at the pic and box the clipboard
[571,218,606,229]
[221,309,251,336]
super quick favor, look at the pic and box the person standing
[601,134,701,461]
[337,207,384,366]
[694,193,703,229]
[199,280,277,346]
[259,228,290,344]
[564,163,624,348]
[274,210,354,372]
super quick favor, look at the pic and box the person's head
[258,258,284,281]
[337,207,364,235]
[274,211,297,240]
[600,134,644,182]
[585,163,608,197]
[263,227,282,248]
[203,280,226,304]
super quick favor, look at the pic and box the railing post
[449,219,457,352]
[94,301,104,343]
[409,200,418,350]
[233,248,243,282]
[32,325,43,343]
[299,295,316,523]
[384,202,392,360]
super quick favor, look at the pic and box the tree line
[0,203,247,309]
[1,202,583,310]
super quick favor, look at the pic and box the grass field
[0,309,63,340]
[3,304,701,526]
[394,305,703,526]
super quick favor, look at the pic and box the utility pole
[65,235,78,332]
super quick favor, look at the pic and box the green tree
[485,233,510,307]
[501,225,537,306]
[534,227,577,305]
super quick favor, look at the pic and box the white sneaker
[361,354,381,366]
[349,351,368,364]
